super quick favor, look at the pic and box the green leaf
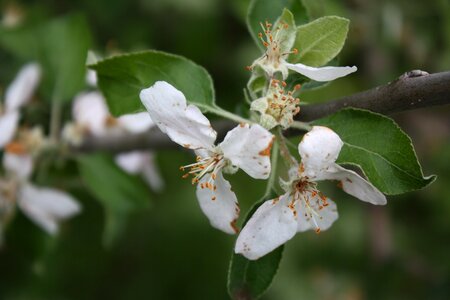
[247,64,267,96]
[77,154,151,246]
[40,14,91,102]
[228,192,283,300]
[301,0,325,20]
[290,16,349,66]
[313,108,436,195]
[0,25,40,60]
[247,0,308,52]
[90,50,215,116]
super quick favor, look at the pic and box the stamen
[180,153,225,189]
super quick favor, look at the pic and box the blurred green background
[0,0,449,299]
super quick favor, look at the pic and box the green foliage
[313,108,436,195]
[77,154,151,246]
[300,0,325,20]
[40,14,91,102]
[247,0,308,52]
[228,192,283,300]
[0,25,40,59]
[90,50,216,116]
[290,16,349,66]
[0,14,91,102]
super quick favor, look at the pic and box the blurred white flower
[235,126,386,260]
[65,83,164,191]
[140,81,274,234]
[0,138,81,236]
[0,63,41,148]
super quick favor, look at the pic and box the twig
[296,70,450,121]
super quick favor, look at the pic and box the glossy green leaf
[40,14,91,102]
[313,108,436,195]
[290,16,349,66]
[77,154,151,246]
[90,50,215,116]
[247,0,308,52]
[228,192,283,300]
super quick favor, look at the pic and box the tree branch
[296,70,450,121]
[75,70,450,153]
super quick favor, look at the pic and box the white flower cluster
[137,17,387,261]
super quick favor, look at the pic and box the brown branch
[75,70,450,153]
[296,70,450,121]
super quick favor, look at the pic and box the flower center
[180,152,226,190]
[247,21,298,72]
[265,79,301,122]
[292,177,330,234]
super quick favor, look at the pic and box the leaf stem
[275,128,296,166]
[290,121,312,131]
[210,106,252,124]
[264,140,279,197]
[49,100,62,143]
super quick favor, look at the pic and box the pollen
[262,79,302,126]
[180,153,225,190]
[5,142,27,155]
[259,137,274,156]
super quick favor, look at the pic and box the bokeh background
[0,0,449,299]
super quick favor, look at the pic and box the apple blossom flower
[140,81,274,234]
[250,79,301,130]
[0,63,41,148]
[248,21,356,81]
[235,126,386,260]
[0,131,81,236]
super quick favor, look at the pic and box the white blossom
[235,126,386,260]
[250,79,301,130]
[140,81,274,234]
[249,21,356,81]
[0,138,81,235]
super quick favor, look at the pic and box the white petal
[141,152,164,192]
[297,195,338,232]
[298,126,343,179]
[86,69,97,87]
[286,63,357,82]
[5,63,41,112]
[0,111,19,148]
[17,183,81,234]
[72,91,110,136]
[115,151,145,174]
[117,112,154,134]
[140,81,216,150]
[219,124,273,179]
[2,152,33,180]
[115,151,164,191]
[235,193,297,260]
[321,165,387,205]
[196,171,240,235]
